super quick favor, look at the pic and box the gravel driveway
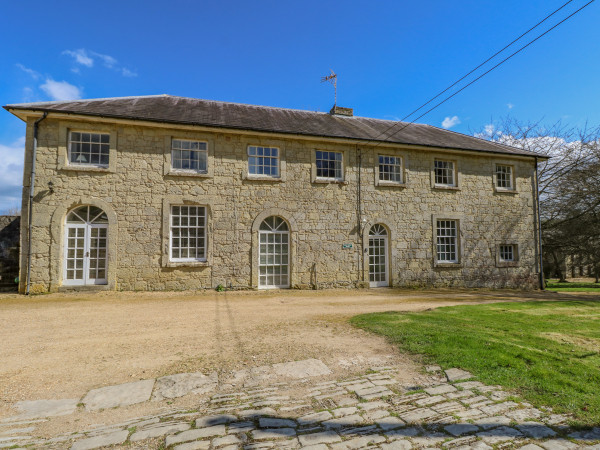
[0,287,567,425]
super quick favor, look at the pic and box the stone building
[4,95,547,293]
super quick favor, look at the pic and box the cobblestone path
[1,364,598,449]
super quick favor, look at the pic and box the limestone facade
[19,115,540,293]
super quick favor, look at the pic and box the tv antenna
[321,69,337,105]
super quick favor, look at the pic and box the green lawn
[546,280,600,292]
[351,300,600,426]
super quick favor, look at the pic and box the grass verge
[546,279,600,292]
[351,300,600,426]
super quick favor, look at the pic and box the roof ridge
[6,94,416,127]
[167,95,332,116]
[4,94,170,108]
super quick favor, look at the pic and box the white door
[63,206,108,286]
[368,224,389,287]
[258,216,290,289]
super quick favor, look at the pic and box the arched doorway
[63,205,108,285]
[368,224,389,287]
[258,216,290,289]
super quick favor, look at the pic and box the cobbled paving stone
[2,364,599,449]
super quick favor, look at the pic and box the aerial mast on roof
[321,70,338,106]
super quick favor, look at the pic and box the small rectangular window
[171,139,208,173]
[170,205,206,261]
[436,220,458,263]
[434,160,455,186]
[379,155,403,183]
[248,146,280,177]
[316,150,343,180]
[69,132,110,166]
[499,244,515,262]
[496,164,514,189]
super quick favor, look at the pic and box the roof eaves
[423,123,549,159]
[3,103,550,160]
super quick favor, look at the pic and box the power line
[370,0,594,146]
[402,0,574,123]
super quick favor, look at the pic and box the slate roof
[4,95,546,158]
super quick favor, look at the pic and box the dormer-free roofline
[3,95,550,160]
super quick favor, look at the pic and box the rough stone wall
[0,215,20,290]
[20,116,539,293]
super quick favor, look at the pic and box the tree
[1,206,21,216]
[476,118,600,283]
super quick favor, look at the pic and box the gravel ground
[0,287,579,425]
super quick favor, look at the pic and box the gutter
[26,112,47,295]
[534,156,545,290]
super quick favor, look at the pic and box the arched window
[259,216,289,232]
[369,223,387,237]
[64,205,108,285]
[258,216,289,288]
[368,224,389,287]
[66,205,108,224]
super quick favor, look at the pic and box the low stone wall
[0,215,20,291]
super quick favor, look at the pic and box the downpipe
[534,156,545,290]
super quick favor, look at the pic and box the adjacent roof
[4,95,546,158]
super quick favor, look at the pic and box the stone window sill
[434,262,463,269]
[313,178,348,185]
[494,188,518,195]
[376,181,407,188]
[433,185,460,191]
[164,260,210,268]
[244,175,283,182]
[166,170,212,179]
[59,164,112,174]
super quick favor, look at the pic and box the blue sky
[1,0,599,211]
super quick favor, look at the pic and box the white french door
[64,223,108,285]
[368,224,389,287]
[258,216,290,289]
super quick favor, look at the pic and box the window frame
[163,135,214,179]
[435,219,459,263]
[247,145,281,178]
[376,153,406,187]
[161,198,212,268]
[313,149,345,183]
[58,124,118,173]
[433,158,458,188]
[496,243,519,267]
[67,131,111,168]
[170,139,208,174]
[169,205,207,263]
[494,163,516,192]
[432,215,463,267]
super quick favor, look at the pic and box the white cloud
[62,49,94,67]
[62,48,137,77]
[91,51,117,68]
[507,103,514,109]
[40,79,82,101]
[21,87,37,102]
[121,68,137,77]
[474,124,496,139]
[16,63,41,79]
[0,137,26,212]
[442,116,461,129]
